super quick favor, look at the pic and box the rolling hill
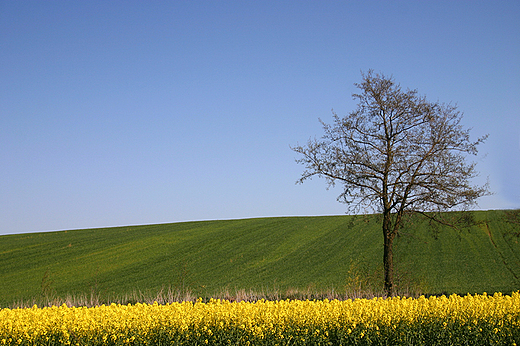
[1,210,519,306]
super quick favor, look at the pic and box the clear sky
[1,1,519,235]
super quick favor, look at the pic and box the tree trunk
[383,231,394,296]
[383,211,395,297]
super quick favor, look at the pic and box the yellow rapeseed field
[0,292,519,345]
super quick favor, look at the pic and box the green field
[1,210,519,307]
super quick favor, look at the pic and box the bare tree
[292,71,489,296]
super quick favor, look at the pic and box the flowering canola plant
[1,292,519,345]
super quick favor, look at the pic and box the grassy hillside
[1,210,519,306]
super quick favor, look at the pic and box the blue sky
[1,1,519,235]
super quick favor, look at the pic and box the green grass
[1,210,519,307]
